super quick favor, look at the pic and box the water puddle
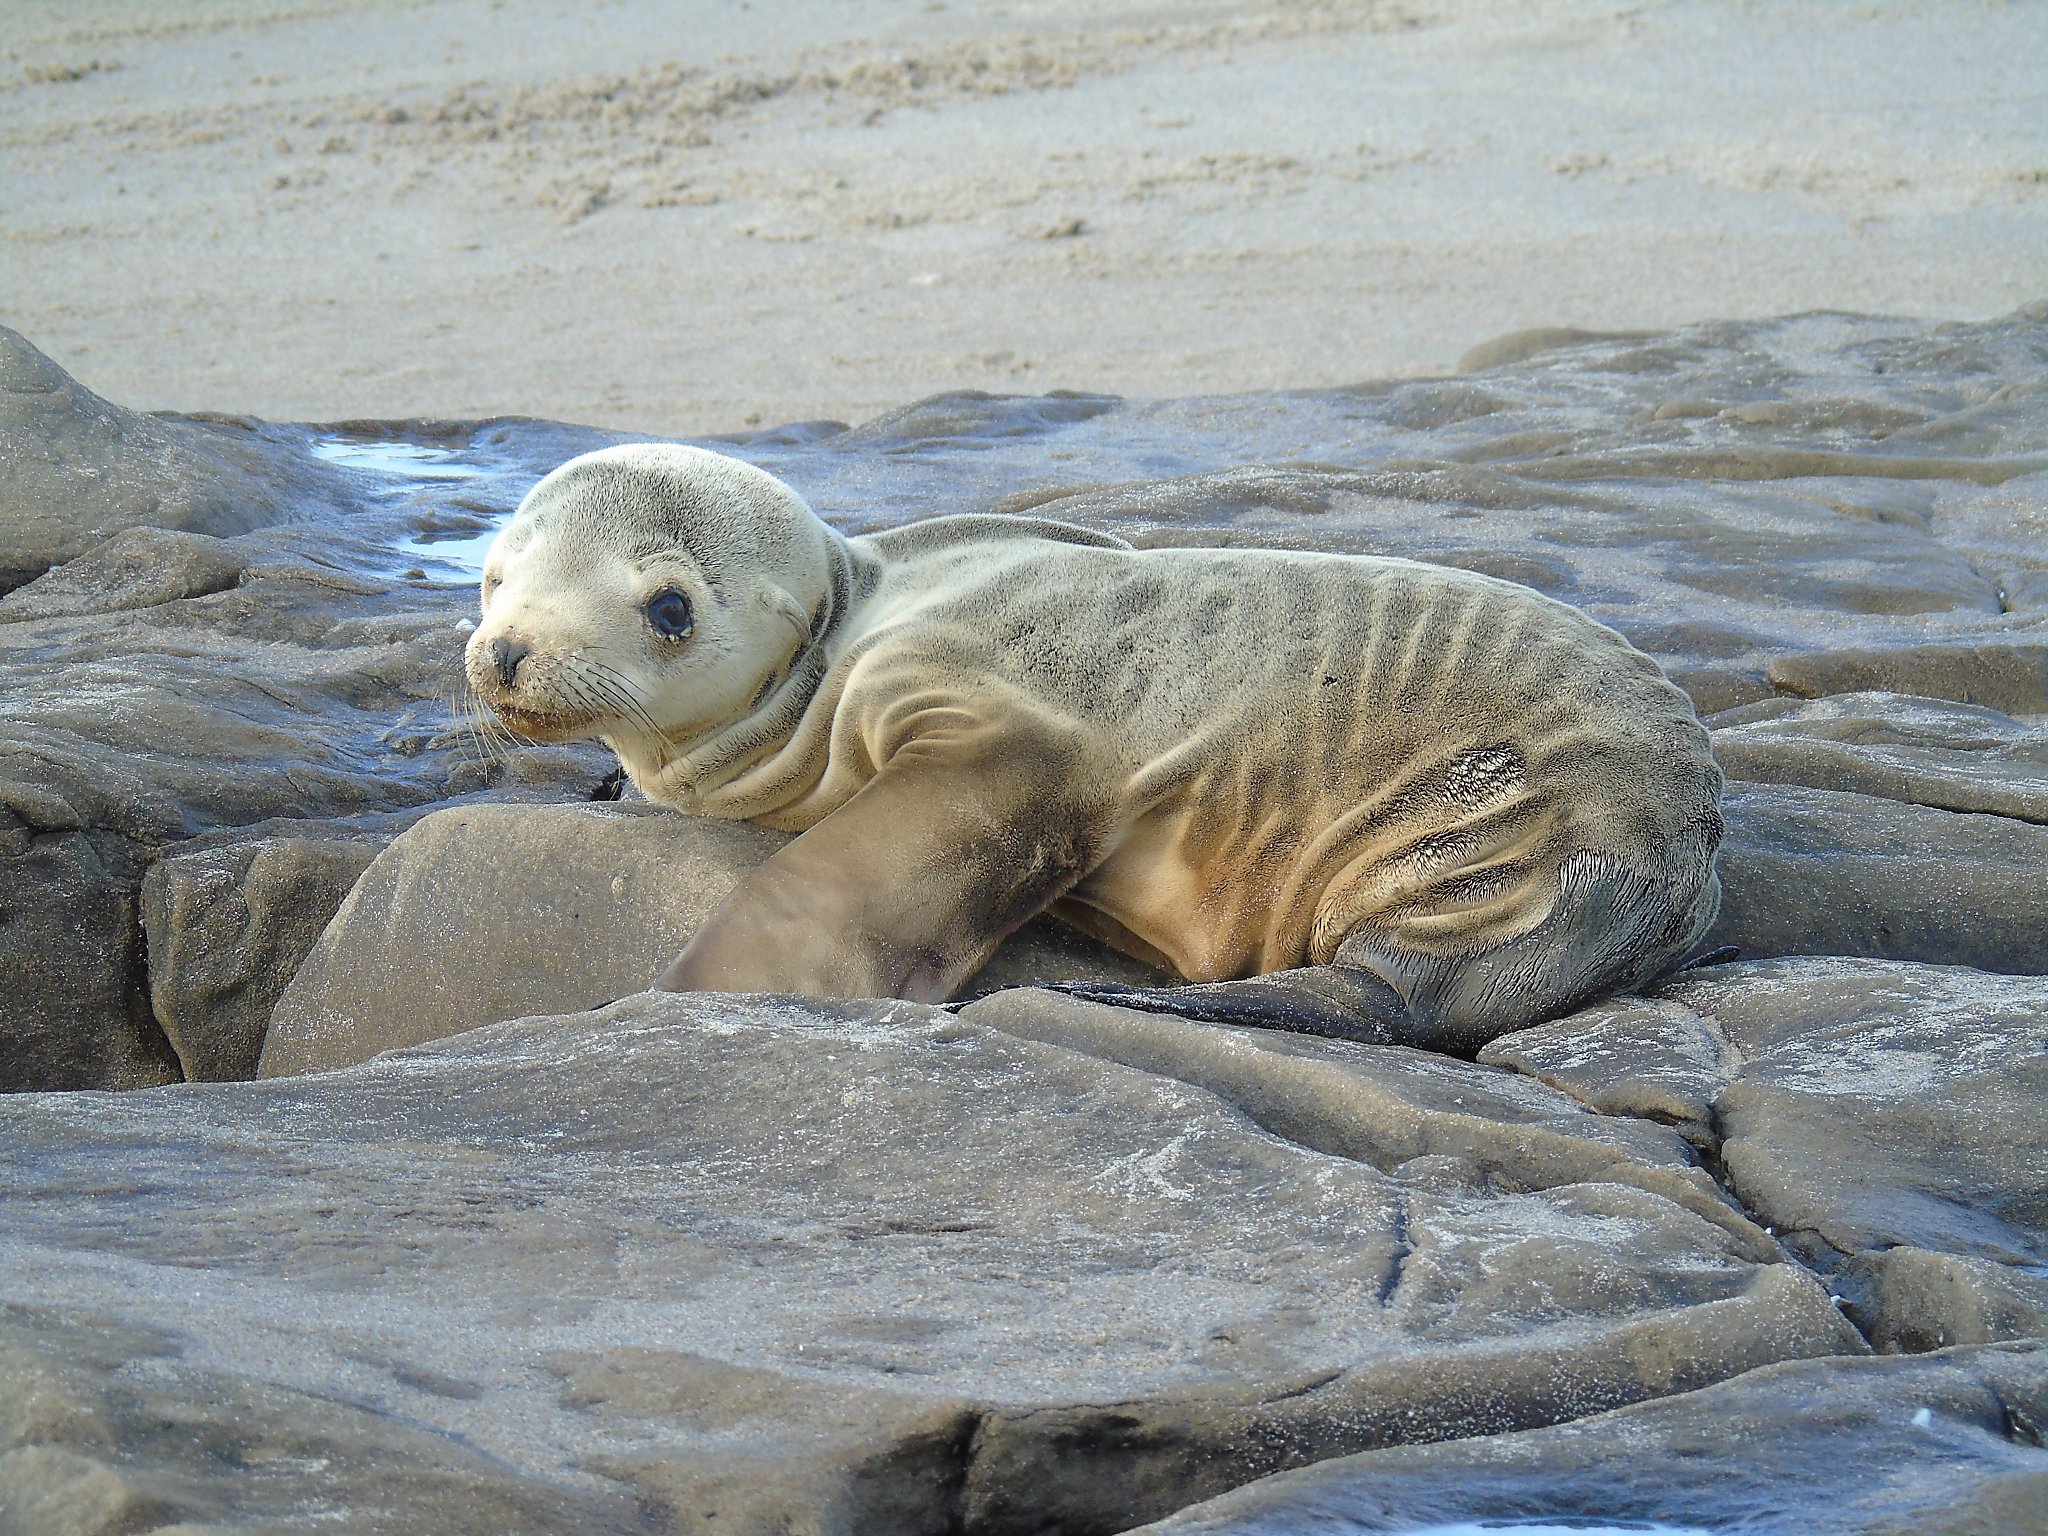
[309,434,515,579]
[394,522,505,576]
[309,437,489,485]
[1388,1525,1713,1536]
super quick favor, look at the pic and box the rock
[0,525,249,622]
[1711,782,2048,974]
[958,989,1769,1259]
[0,831,178,1093]
[0,992,1864,1534]
[0,1308,645,1535]
[0,1444,182,1536]
[1711,689,2048,823]
[259,801,1168,1077]
[1857,1247,2048,1355]
[1125,1341,2048,1535]
[0,325,349,593]
[1482,957,2048,1350]
[0,560,611,1091]
[1765,640,2048,717]
[139,816,417,1081]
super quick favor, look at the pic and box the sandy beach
[4,0,2046,434]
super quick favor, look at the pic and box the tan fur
[469,445,1723,1035]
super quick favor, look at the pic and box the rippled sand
[4,0,2044,433]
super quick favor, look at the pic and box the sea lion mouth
[485,701,601,740]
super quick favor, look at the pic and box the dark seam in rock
[235,674,319,713]
[971,1364,1346,1434]
[1377,1183,1412,1309]
[937,1407,983,1535]
[125,882,187,1085]
[1997,1387,2046,1448]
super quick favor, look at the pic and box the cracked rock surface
[1482,957,2048,1352]
[0,993,1864,1535]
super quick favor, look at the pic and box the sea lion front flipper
[660,721,1110,1004]
[1033,966,1408,1045]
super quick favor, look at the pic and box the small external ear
[756,582,812,641]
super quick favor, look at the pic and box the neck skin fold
[608,530,877,816]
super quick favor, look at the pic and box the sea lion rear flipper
[1031,967,1408,1045]
[661,720,1110,1004]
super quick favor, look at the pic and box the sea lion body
[469,446,1722,1047]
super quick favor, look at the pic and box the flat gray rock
[1482,957,2048,1351]
[1127,1342,2048,1536]
[0,992,1862,1535]
[260,800,1168,1078]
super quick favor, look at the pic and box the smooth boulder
[258,801,1170,1077]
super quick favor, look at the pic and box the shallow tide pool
[309,434,513,578]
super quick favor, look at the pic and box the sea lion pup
[466,443,1723,1053]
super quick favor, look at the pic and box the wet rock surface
[0,993,1863,1536]
[1127,1340,2048,1535]
[2,310,2045,1530]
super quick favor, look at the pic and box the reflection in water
[308,437,488,483]
[1386,1525,1713,1536]
[309,435,507,578]
[395,525,504,574]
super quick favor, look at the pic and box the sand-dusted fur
[469,444,1722,1046]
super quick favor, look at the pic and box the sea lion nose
[489,636,530,688]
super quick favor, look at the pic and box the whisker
[569,652,663,738]
[581,673,657,738]
[459,679,516,758]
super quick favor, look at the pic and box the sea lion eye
[645,588,693,640]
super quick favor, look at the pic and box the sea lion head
[465,444,838,749]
